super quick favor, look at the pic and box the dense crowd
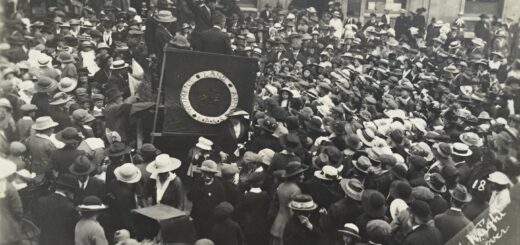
[1,0,520,245]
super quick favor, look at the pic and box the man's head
[206,0,217,9]
[212,13,227,28]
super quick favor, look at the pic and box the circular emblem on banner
[180,70,239,124]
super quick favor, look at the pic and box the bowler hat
[106,142,131,157]
[282,161,308,178]
[69,155,95,176]
[54,173,78,190]
[55,127,82,144]
[362,190,387,217]
[450,184,472,203]
[279,133,301,152]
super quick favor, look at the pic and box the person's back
[197,27,232,55]
[402,223,443,245]
[25,133,56,175]
[434,208,473,242]
[35,193,77,245]
[75,217,108,245]
[211,218,244,245]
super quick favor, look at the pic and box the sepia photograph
[0,0,519,244]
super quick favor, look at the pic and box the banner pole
[151,46,168,144]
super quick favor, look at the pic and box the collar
[35,133,52,140]
[249,187,262,193]
[412,224,421,231]
[22,116,32,120]
[450,207,462,212]
[213,25,222,30]
[55,190,67,197]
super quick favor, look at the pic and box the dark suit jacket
[74,177,106,205]
[31,92,50,118]
[48,106,72,131]
[185,0,212,33]
[107,179,145,233]
[210,218,245,245]
[235,191,271,236]
[146,176,185,210]
[217,121,249,155]
[283,216,321,245]
[428,194,449,216]
[302,177,343,209]
[34,193,78,245]
[259,10,271,21]
[49,146,84,175]
[196,27,233,55]
[434,209,473,243]
[402,224,443,245]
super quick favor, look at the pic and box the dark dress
[235,190,271,245]
[187,178,227,238]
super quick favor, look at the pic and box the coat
[107,180,144,233]
[24,134,57,175]
[74,177,106,205]
[187,178,227,238]
[270,181,301,239]
[302,177,343,209]
[248,133,282,153]
[210,218,245,245]
[185,0,212,33]
[0,182,23,243]
[16,117,34,140]
[48,106,73,131]
[402,224,443,245]
[283,215,321,245]
[216,120,249,155]
[31,92,50,118]
[428,194,449,216]
[49,146,84,175]
[235,190,271,245]
[434,208,474,243]
[318,197,363,245]
[146,176,185,210]
[34,193,78,245]
[195,27,233,55]
[222,179,241,206]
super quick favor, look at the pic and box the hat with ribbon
[195,137,213,151]
[288,194,318,211]
[452,142,472,157]
[425,173,447,193]
[338,223,360,238]
[357,128,376,147]
[353,156,372,174]
[314,165,341,181]
[110,60,129,70]
[340,178,364,201]
[257,117,278,133]
[77,196,108,212]
[282,161,308,178]
[58,77,78,93]
[49,92,72,105]
[69,155,96,176]
[106,142,131,157]
[199,160,219,173]
[154,10,177,23]
[459,132,483,147]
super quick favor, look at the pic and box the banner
[160,48,258,135]
[446,184,520,245]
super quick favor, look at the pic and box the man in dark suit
[402,200,443,245]
[474,14,492,45]
[70,155,107,205]
[186,0,215,33]
[195,13,233,54]
[434,185,474,243]
[34,174,79,245]
[394,9,411,40]
[259,4,272,21]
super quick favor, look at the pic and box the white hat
[314,165,341,180]
[390,198,409,220]
[452,142,472,157]
[0,158,17,179]
[58,77,78,93]
[114,163,142,183]
[258,148,275,165]
[146,154,181,174]
[488,171,512,186]
[196,137,213,151]
[32,116,59,131]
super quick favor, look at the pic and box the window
[365,0,404,12]
[464,0,504,16]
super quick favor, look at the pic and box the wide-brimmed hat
[288,194,317,211]
[345,134,363,151]
[314,165,341,181]
[38,55,51,66]
[353,156,371,174]
[77,196,108,212]
[406,142,434,161]
[154,10,177,23]
[72,109,95,124]
[146,154,181,174]
[55,127,82,144]
[69,155,96,176]
[390,199,409,220]
[140,143,159,157]
[257,117,278,133]
[449,184,472,203]
[459,132,483,147]
[49,92,72,105]
[340,178,364,201]
[32,116,59,131]
[443,65,459,74]
[432,142,452,159]
[338,223,360,238]
[410,200,432,223]
[487,171,512,186]
[425,173,447,193]
[305,117,325,133]
[53,173,78,190]
[195,137,213,151]
[279,133,301,152]
[452,142,472,157]
[57,52,75,64]
[357,128,376,147]
[106,142,131,157]
[58,77,78,93]
[104,88,124,103]
[227,109,249,119]
[199,160,219,173]
[36,76,58,93]
[110,60,129,70]
[282,161,308,178]
[361,189,387,217]
[115,163,142,183]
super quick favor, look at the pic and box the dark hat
[345,134,363,150]
[257,117,278,133]
[433,143,452,159]
[247,172,265,186]
[282,161,308,178]
[55,127,82,144]
[408,155,428,169]
[441,164,459,181]
[305,117,325,134]
[362,190,387,217]
[69,155,95,176]
[390,180,413,203]
[107,142,131,157]
[353,156,372,174]
[409,200,431,222]
[54,173,78,189]
[425,173,447,193]
[77,196,107,212]
[279,133,301,152]
[366,220,391,244]
[450,184,472,203]
[105,88,124,103]
[140,143,159,157]
[391,164,408,180]
[340,178,364,201]
[213,201,234,218]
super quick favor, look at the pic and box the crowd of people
[1,0,520,245]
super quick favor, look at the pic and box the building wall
[503,0,520,22]
[408,0,463,24]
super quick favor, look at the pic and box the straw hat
[288,194,317,211]
[452,142,472,157]
[35,76,58,93]
[487,171,512,186]
[110,60,129,70]
[199,160,219,173]
[115,163,142,183]
[357,128,376,147]
[196,137,213,151]
[32,116,59,131]
[314,165,341,181]
[338,223,360,238]
[77,196,108,212]
[340,178,364,201]
[58,77,78,93]
[459,132,483,147]
[146,154,181,174]
[154,10,177,23]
